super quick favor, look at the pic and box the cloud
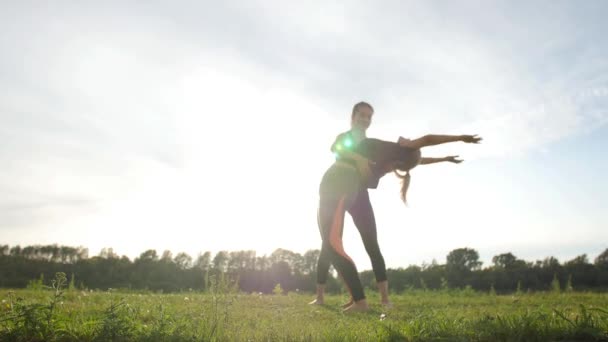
[1,1,606,262]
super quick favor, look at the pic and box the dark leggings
[316,165,366,301]
[316,189,387,287]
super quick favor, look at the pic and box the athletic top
[331,132,421,189]
[355,138,421,189]
[331,130,364,156]
[330,130,363,167]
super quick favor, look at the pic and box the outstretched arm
[419,155,463,165]
[399,134,481,149]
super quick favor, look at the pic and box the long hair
[392,146,420,205]
[393,168,411,205]
[354,137,419,205]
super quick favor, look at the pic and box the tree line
[1,244,607,294]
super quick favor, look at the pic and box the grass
[1,274,607,341]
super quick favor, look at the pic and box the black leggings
[316,165,366,301]
[316,189,387,287]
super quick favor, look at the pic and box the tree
[594,248,608,268]
[256,255,270,271]
[228,251,248,272]
[99,248,119,259]
[303,249,320,275]
[565,254,589,266]
[492,252,526,269]
[60,246,73,263]
[22,246,35,259]
[446,248,482,272]
[161,250,173,263]
[269,249,299,275]
[194,251,212,271]
[137,249,159,262]
[541,256,560,269]
[9,245,21,257]
[492,253,516,268]
[1,243,607,293]
[445,248,481,288]
[212,251,229,272]
[564,254,597,289]
[174,252,193,269]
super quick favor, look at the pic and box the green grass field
[1,275,607,341]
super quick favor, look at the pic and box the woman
[310,101,390,307]
[312,101,401,308]
[315,131,481,312]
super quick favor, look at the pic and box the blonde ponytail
[393,169,411,205]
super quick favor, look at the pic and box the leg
[318,195,368,311]
[309,223,331,305]
[348,190,391,306]
[315,208,354,308]
[312,202,351,307]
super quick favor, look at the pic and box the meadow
[1,273,607,341]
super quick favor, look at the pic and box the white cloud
[1,1,606,264]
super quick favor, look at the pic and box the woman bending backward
[316,133,481,312]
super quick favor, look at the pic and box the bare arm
[419,155,463,165]
[399,134,482,149]
[334,149,368,164]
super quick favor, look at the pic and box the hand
[398,136,412,146]
[461,134,482,144]
[444,155,463,163]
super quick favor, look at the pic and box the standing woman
[310,101,393,307]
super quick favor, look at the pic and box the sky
[1,1,607,271]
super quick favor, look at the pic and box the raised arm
[398,134,481,149]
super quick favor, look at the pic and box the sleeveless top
[330,130,363,166]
